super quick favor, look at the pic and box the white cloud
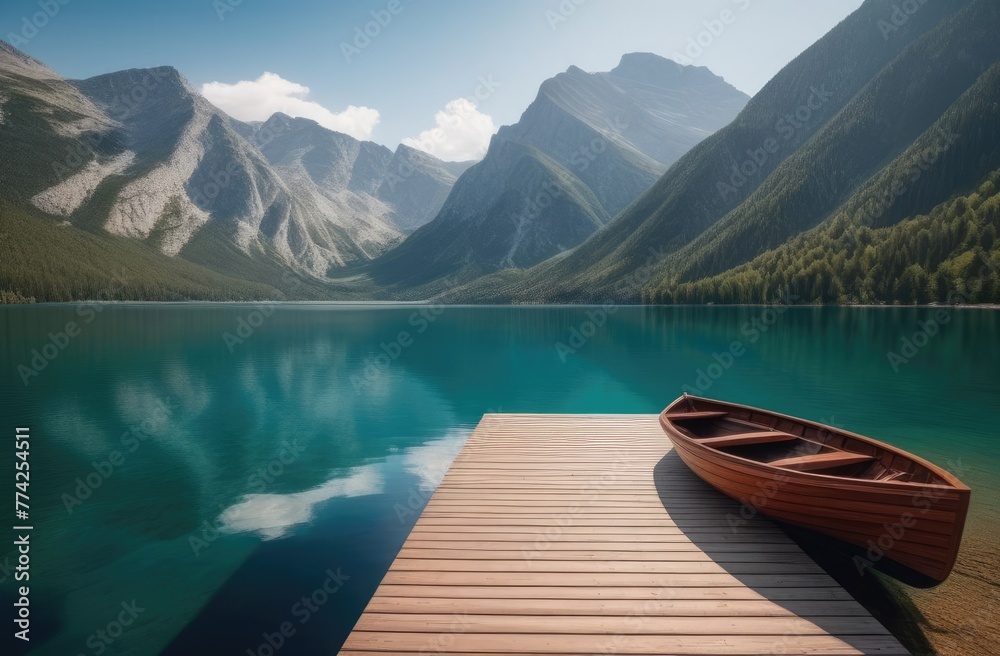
[402,98,495,162]
[200,72,380,141]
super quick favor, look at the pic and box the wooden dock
[342,414,908,655]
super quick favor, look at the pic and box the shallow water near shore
[1,304,997,655]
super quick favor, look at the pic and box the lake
[1,304,998,655]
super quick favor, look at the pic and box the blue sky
[2,0,864,159]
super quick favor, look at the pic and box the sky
[2,0,865,160]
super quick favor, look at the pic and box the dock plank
[342,414,908,655]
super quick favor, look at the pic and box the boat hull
[660,396,971,586]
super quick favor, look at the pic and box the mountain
[376,143,475,232]
[246,113,472,241]
[0,40,123,207]
[466,0,997,304]
[8,0,996,306]
[360,53,749,288]
[669,63,1000,305]
[0,44,471,300]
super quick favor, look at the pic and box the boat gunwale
[662,395,971,493]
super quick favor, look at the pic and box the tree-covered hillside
[659,171,1000,305]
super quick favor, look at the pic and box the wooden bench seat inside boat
[769,451,876,472]
[697,431,798,448]
[662,411,729,421]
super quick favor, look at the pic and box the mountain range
[360,53,748,289]
[0,43,470,299]
[461,0,1000,305]
[2,0,999,305]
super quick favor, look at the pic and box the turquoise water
[1,305,997,655]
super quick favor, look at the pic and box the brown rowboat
[660,394,971,586]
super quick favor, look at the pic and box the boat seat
[698,431,798,448]
[769,451,875,472]
[664,411,728,421]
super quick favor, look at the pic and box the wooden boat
[660,394,971,586]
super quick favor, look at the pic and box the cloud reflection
[215,429,469,541]
[402,429,469,491]
[217,463,384,540]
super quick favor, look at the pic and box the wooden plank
[367,584,859,601]
[388,559,825,574]
[396,548,815,563]
[403,532,793,543]
[363,597,873,616]
[380,571,841,587]
[352,613,891,635]
[401,540,805,552]
[769,452,876,471]
[663,411,730,420]
[343,414,907,655]
[698,431,798,448]
[342,634,909,654]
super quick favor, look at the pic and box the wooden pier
[342,414,908,655]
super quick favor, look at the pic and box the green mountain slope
[668,171,1000,305]
[470,0,979,303]
[659,60,1000,305]
[662,0,1000,286]
[0,201,278,302]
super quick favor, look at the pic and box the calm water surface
[1,305,997,655]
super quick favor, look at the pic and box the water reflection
[0,304,996,655]
[218,464,385,540]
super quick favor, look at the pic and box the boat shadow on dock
[653,450,935,655]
